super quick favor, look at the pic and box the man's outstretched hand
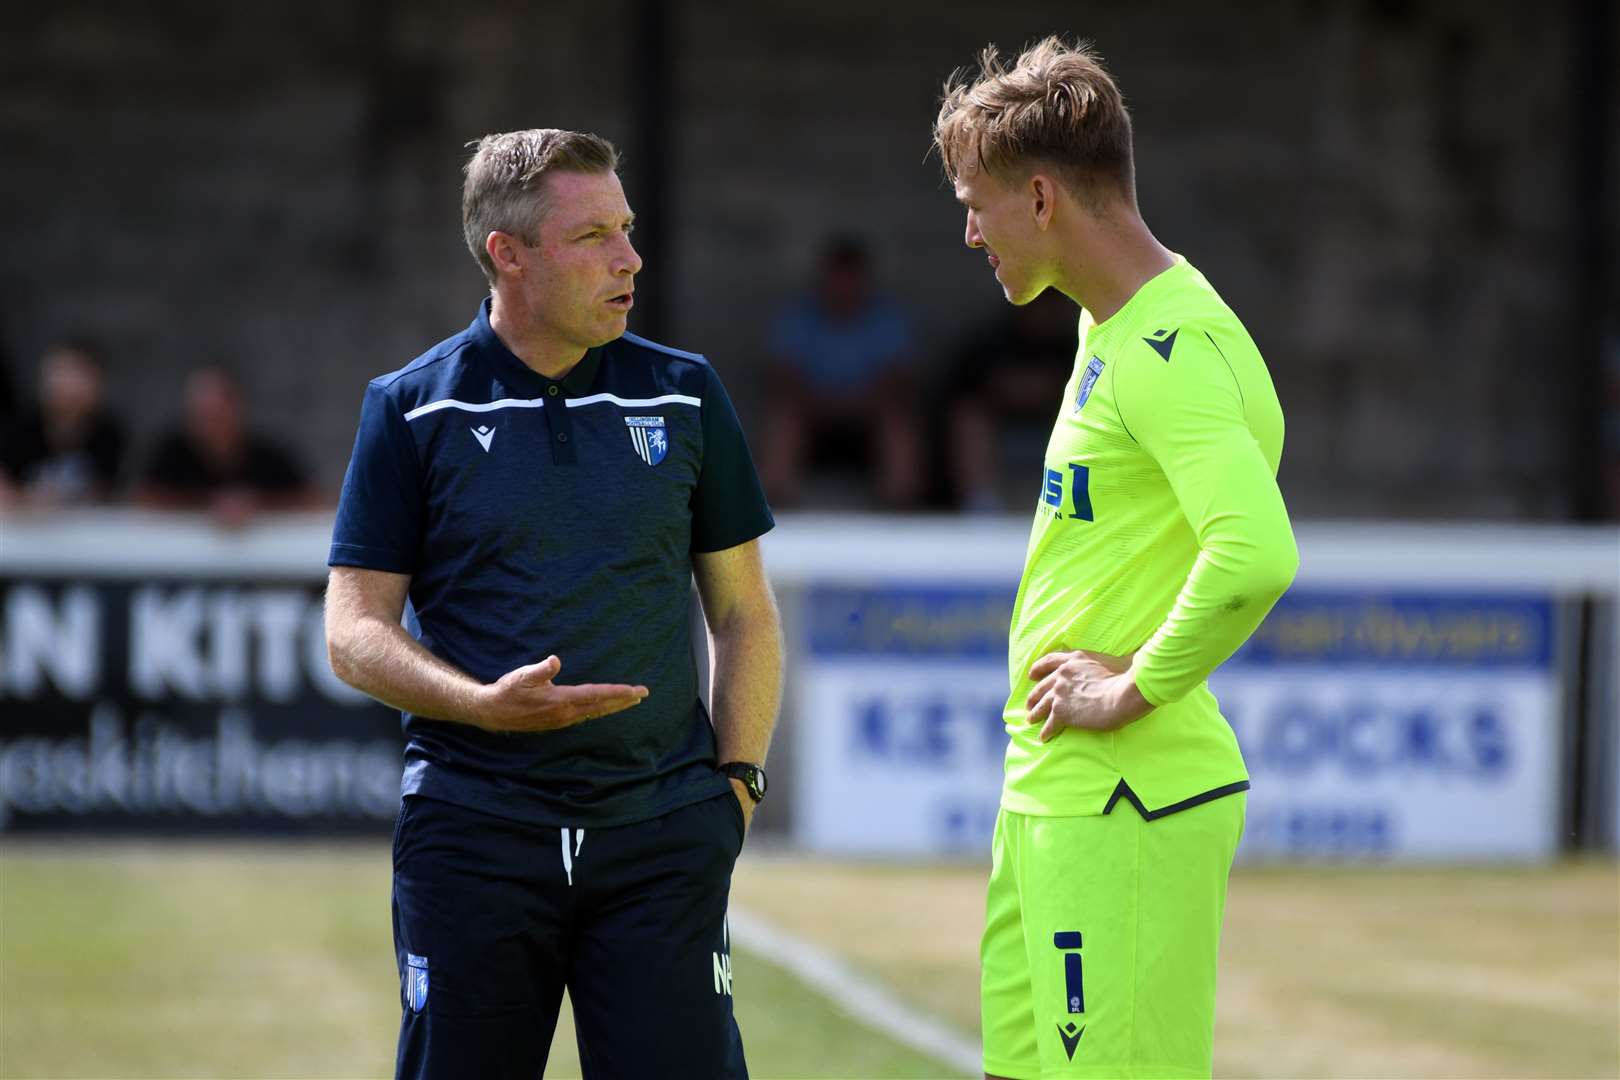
[475,655,648,733]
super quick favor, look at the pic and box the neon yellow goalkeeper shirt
[1002,256,1298,817]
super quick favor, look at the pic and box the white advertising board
[795,586,1564,861]
[795,585,1012,855]
[1212,591,1562,860]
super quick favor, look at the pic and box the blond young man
[933,39,1299,1079]
[325,129,781,1079]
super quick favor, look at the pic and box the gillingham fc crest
[405,953,429,1012]
[625,415,669,466]
[1075,357,1105,412]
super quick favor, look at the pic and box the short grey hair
[461,129,621,282]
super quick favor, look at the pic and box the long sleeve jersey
[1002,256,1298,817]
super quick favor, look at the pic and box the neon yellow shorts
[981,792,1245,1079]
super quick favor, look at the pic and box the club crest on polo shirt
[1075,357,1105,412]
[625,415,668,466]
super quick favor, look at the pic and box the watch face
[726,764,765,801]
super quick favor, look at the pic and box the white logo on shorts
[712,951,733,995]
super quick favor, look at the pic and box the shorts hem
[983,1056,1039,1079]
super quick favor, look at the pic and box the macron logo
[470,424,495,452]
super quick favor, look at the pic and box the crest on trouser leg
[405,953,429,1012]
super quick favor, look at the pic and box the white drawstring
[561,827,586,886]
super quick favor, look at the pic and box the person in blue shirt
[324,128,783,1080]
[757,236,924,509]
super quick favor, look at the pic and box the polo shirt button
[547,386,559,397]
[557,432,568,443]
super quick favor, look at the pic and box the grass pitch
[733,855,1620,1079]
[3,842,1616,1078]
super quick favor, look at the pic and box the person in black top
[0,338,125,508]
[324,129,783,1080]
[944,289,1082,512]
[137,364,316,525]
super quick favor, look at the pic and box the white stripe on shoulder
[564,393,702,409]
[403,397,547,421]
[619,332,707,363]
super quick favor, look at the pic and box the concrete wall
[3,0,1613,517]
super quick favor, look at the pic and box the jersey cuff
[1129,662,1171,708]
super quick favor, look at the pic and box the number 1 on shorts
[1054,931,1084,1013]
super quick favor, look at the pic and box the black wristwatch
[718,762,767,804]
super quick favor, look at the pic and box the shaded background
[4,0,1617,519]
[3,4,1620,1077]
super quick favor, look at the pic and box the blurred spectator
[137,364,317,525]
[758,236,923,509]
[0,338,126,509]
[944,291,1078,512]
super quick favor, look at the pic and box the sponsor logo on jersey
[1057,1022,1086,1060]
[1075,357,1105,411]
[1040,464,1094,523]
[470,424,495,452]
[625,415,668,466]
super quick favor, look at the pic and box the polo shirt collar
[471,297,604,397]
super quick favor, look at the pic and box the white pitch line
[728,906,981,1078]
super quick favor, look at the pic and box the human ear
[1030,174,1057,231]
[486,232,524,276]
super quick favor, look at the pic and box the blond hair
[461,129,620,282]
[934,37,1135,205]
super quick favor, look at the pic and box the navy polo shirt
[329,299,774,828]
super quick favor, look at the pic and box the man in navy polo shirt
[324,128,782,1080]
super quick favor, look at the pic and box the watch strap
[718,761,767,803]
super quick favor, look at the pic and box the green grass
[0,843,954,1079]
[544,949,953,1079]
[2,845,396,1079]
[4,844,1617,1079]
[1214,862,1620,1078]
[732,856,1620,1079]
